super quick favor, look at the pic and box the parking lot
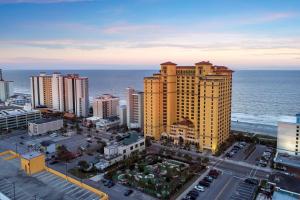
[223,142,274,167]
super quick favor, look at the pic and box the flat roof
[269,172,300,194]
[0,107,40,117]
[21,151,43,160]
[273,189,300,200]
[274,153,300,168]
[121,132,143,146]
[32,118,62,124]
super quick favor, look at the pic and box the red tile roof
[195,61,212,65]
[160,61,177,65]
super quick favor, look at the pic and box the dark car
[124,190,133,196]
[187,190,199,198]
[107,181,115,188]
[204,176,213,183]
[245,178,259,185]
[49,160,59,165]
[198,181,210,187]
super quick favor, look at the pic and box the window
[123,150,126,153]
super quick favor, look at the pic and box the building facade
[93,94,119,119]
[64,74,89,117]
[30,73,53,108]
[0,69,14,102]
[28,118,63,136]
[30,73,89,117]
[126,87,144,129]
[277,114,300,156]
[0,106,42,130]
[144,61,233,153]
[119,105,127,126]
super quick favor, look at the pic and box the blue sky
[0,0,300,69]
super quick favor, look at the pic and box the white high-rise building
[277,114,300,156]
[119,105,127,126]
[30,73,89,117]
[52,73,64,112]
[93,94,119,119]
[64,74,89,117]
[0,69,14,102]
[126,87,144,129]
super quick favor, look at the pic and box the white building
[64,74,89,117]
[104,132,145,160]
[40,140,56,154]
[0,69,14,102]
[119,105,127,126]
[277,114,300,156]
[30,73,89,117]
[6,93,31,106]
[52,73,64,112]
[96,117,120,131]
[28,118,63,136]
[0,106,41,131]
[126,87,144,129]
[93,94,119,119]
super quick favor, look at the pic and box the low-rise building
[0,106,41,131]
[6,93,31,106]
[40,140,57,154]
[104,132,145,160]
[96,116,120,131]
[28,118,63,136]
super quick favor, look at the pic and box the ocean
[3,69,300,137]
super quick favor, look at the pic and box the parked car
[204,176,213,183]
[194,185,205,192]
[198,181,210,187]
[107,181,115,188]
[124,189,133,196]
[49,160,59,165]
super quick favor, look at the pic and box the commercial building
[96,116,120,131]
[0,69,14,102]
[277,114,300,156]
[28,118,63,136]
[119,105,127,126]
[93,94,119,119]
[126,87,144,129]
[0,106,41,130]
[6,93,31,106]
[30,73,89,117]
[104,132,145,160]
[144,61,233,154]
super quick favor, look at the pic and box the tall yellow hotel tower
[144,61,233,154]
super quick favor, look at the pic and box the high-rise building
[126,87,144,129]
[119,105,127,126]
[0,69,14,102]
[30,73,53,108]
[64,74,89,117]
[30,73,89,117]
[52,73,64,112]
[277,114,300,156]
[144,61,233,154]
[93,94,119,119]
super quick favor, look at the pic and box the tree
[78,160,90,171]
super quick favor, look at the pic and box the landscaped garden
[106,154,203,199]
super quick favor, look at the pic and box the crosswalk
[32,171,99,200]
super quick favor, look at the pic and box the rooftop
[94,94,119,100]
[31,118,62,124]
[273,188,300,200]
[121,132,143,146]
[274,152,300,169]
[161,61,177,65]
[21,151,43,160]
[269,172,300,194]
[0,107,40,117]
[40,140,56,147]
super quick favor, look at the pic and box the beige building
[30,73,89,117]
[93,94,119,119]
[30,73,53,108]
[126,87,144,129]
[144,61,233,154]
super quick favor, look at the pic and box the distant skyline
[1,0,300,70]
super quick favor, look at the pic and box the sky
[0,0,300,70]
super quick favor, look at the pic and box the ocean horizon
[3,69,300,137]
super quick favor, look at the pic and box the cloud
[102,23,162,34]
[0,0,93,4]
